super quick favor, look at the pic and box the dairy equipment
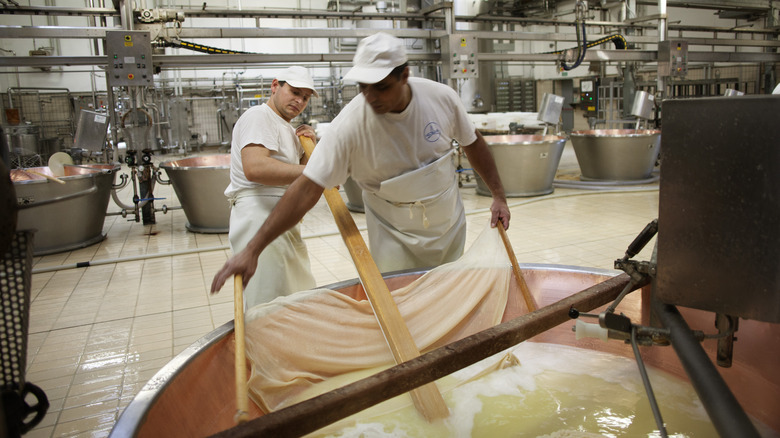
[536,93,565,135]
[656,95,779,323]
[628,90,656,129]
[199,95,778,437]
[475,134,567,197]
[0,2,771,434]
[110,265,648,437]
[570,95,779,437]
[73,110,109,154]
[11,163,119,255]
[569,129,661,181]
[159,155,230,233]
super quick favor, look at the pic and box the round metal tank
[110,265,780,437]
[4,125,40,156]
[569,129,661,181]
[11,163,119,256]
[476,135,567,197]
[160,154,230,233]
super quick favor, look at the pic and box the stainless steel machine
[574,95,780,437]
[657,95,779,324]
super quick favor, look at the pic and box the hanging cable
[549,34,628,54]
[158,39,252,55]
[559,0,589,71]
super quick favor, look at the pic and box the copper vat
[111,265,780,437]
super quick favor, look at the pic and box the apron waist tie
[408,201,431,229]
[227,189,284,207]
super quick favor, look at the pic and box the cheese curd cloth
[244,222,515,414]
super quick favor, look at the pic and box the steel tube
[651,299,761,438]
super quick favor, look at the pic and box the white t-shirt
[303,77,477,192]
[224,103,304,197]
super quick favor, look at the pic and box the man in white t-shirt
[212,33,509,293]
[219,66,318,310]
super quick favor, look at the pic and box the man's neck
[391,84,413,113]
[266,97,290,122]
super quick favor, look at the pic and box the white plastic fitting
[575,319,609,341]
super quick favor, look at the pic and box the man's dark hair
[389,63,409,79]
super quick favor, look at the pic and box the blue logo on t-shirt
[424,122,442,142]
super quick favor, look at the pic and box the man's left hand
[490,198,511,230]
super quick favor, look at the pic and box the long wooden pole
[24,169,66,184]
[497,222,537,312]
[210,273,645,438]
[233,275,250,425]
[298,136,449,422]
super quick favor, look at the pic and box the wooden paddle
[497,221,537,312]
[24,169,66,184]
[298,136,449,421]
[233,274,250,425]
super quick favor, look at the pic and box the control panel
[580,78,599,116]
[106,30,154,87]
[658,40,688,78]
[441,34,478,79]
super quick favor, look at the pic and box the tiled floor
[18,141,660,437]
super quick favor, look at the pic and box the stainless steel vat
[11,163,119,255]
[160,155,230,233]
[476,135,567,197]
[569,129,661,181]
[4,125,40,156]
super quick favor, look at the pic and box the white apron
[362,150,466,273]
[228,190,316,310]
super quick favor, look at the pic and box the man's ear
[400,67,410,83]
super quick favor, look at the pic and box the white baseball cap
[343,33,408,84]
[276,66,319,97]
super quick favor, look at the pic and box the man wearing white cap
[220,66,318,309]
[212,33,509,292]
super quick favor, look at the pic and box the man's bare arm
[461,130,511,229]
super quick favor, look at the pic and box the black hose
[160,39,252,55]
[547,34,628,54]
[560,19,587,71]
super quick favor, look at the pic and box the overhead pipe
[8,87,71,108]
[140,87,164,142]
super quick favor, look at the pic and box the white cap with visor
[276,66,319,97]
[343,33,408,84]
